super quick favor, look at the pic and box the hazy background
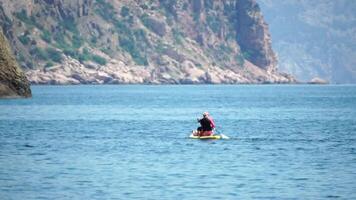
[258,0,356,83]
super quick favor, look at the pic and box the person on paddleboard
[195,112,215,136]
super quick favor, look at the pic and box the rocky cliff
[0,0,295,84]
[0,29,31,97]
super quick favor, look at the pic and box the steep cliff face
[0,30,31,98]
[0,0,295,84]
[236,0,277,72]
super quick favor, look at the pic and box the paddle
[214,127,230,139]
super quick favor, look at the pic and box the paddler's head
[203,112,209,117]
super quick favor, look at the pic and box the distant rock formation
[0,30,31,97]
[308,77,329,84]
[0,0,296,84]
[258,0,356,83]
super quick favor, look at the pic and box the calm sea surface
[0,85,356,199]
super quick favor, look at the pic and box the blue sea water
[0,85,356,199]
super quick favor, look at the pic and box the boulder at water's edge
[308,77,329,84]
[0,30,31,98]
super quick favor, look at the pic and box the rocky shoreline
[26,56,296,85]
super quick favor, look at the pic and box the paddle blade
[220,134,230,139]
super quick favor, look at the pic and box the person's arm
[209,117,215,129]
